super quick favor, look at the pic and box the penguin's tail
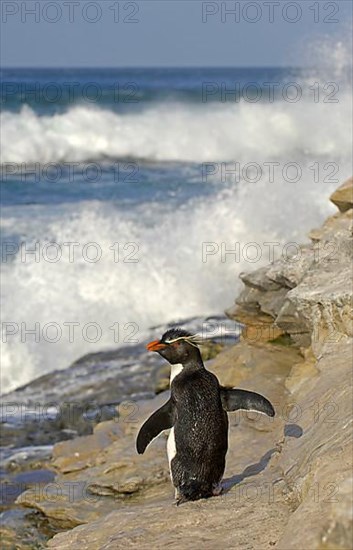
[176,480,213,505]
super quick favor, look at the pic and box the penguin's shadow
[222,423,303,493]
[284,423,303,438]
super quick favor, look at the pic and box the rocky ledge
[12,178,353,549]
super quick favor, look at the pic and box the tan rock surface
[330,177,353,212]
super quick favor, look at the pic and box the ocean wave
[3,161,352,394]
[1,92,351,165]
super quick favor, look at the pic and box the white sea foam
[1,89,351,165]
[2,161,351,394]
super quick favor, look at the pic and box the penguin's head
[146,328,202,365]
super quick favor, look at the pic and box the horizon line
[1,64,311,70]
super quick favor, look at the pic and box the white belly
[170,363,183,383]
[168,363,182,486]
[167,427,176,482]
[167,427,176,464]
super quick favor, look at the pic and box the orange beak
[146,340,167,352]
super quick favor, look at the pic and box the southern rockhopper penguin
[136,328,275,505]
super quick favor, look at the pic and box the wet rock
[0,344,161,449]
[0,508,56,550]
[0,452,58,549]
[2,344,160,413]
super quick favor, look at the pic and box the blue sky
[1,1,352,67]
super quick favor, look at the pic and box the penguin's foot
[174,485,219,505]
[212,482,223,496]
[175,495,188,506]
[174,487,184,505]
[174,487,197,506]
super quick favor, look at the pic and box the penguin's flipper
[136,398,175,454]
[220,388,275,417]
